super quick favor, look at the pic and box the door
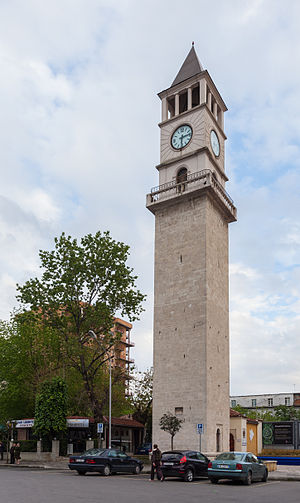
[247,423,258,455]
[116,452,132,472]
[107,450,123,472]
[196,452,208,475]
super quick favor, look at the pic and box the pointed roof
[171,45,203,87]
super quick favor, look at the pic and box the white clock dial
[210,130,220,157]
[171,124,193,150]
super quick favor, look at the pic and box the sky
[0,0,300,396]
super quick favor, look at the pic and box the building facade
[147,46,236,453]
[231,392,300,411]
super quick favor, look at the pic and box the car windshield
[215,452,244,461]
[84,448,105,457]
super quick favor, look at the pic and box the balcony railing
[147,169,236,219]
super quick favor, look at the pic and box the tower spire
[171,45,203,87]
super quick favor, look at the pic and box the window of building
[285,397,290,406]
[192,84,199,107]
[231,400,236,407]
[176,168,188,184]
[175,407,183,415]
[179,91,188,114]
[268,398,273,407]
[167,96,175,118]
[251,399,257,407]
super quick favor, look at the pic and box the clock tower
[146,45,237,453]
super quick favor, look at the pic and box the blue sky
[0,0,300,395]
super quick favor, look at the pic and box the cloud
[0,0,299,396]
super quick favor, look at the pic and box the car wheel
[103,464,111,476]
[184,468,194,482]
[210,478,218,484]
[262,469,268,482]
[77,471,86,476]
[244,471,252,485]
[134,464,141,475]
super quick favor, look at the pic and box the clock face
[171,124,193,150]
[210,130,220,157]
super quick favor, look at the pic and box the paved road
[1,468,300,503]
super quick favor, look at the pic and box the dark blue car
[136,443,152,455]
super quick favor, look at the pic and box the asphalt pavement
[0,467,300,503]
[1,458,300,481]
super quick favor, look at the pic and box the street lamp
[88,330,113,449]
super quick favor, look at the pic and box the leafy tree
[0,318,62,421]
[159,412,183,450]
[232,404,300,422]
[16,231,146,421]
[131,367,153,441]
[34,377,67,439]
[273,405,300,421]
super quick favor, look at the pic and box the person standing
[150,444,164,481]
[15,443,21,465]
[10,443,15,464]
[0,441,4,461]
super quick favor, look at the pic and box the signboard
[67,419,89,428]
[15,419,34,429]
[97,423,104,434]
[197,423,204,434]
[274,423,293,445]
[263,422,293,446]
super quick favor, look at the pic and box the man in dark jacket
[10,443,15,464]
[150,444,164,481]
[0,441,4,461]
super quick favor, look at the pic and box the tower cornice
[155,146,228,182]
[158,102,227,141]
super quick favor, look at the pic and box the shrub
[259,449,300,457]
[19,440,37,452]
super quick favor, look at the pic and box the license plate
[217,464,229,469]
[75,459,85,463]
[163,462,173,466]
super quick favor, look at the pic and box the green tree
[34,377,67,439]
[159,412,183,450]
[131,367,153,441]
[0,318,62,421]
[232,405,276,421]
[273,405,300,421]
[16,231,146,421]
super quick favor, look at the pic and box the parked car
[161,450,209,482]
[68,448,143,476]
[208,451,268,485]
[136,443,152,455]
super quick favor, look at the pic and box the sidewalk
[0,459,300,481]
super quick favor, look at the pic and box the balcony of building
[146,168,236,222]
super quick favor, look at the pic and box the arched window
[176,168,187,193]
[176,168,187,184]
[216,429,221,452]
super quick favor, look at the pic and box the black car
[68,448,143,476]
[161,450,209,482]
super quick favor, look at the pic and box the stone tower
[146,46,237,453]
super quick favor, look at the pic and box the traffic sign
[197,423,204,434]
[97,423,103,434]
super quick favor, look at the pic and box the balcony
[116,355,135,365]
[146,169,237,222]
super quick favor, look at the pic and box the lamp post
[88,330,113,449]
[109,355,112,449]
